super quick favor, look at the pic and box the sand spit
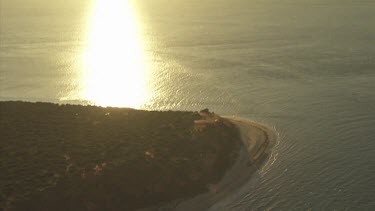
[151,117,277,211]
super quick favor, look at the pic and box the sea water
[1,0,375,209]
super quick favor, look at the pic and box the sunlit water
[1,0,375,210]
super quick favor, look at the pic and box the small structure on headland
[194,108,230,131]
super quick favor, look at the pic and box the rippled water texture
[1,0,375,209]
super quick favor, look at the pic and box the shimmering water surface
[1,0,375,209]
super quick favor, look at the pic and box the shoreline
[1,101,276,210]
[154,117,277,210]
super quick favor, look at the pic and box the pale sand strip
[149,117,277,211]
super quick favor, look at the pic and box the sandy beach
[147,117,277,211]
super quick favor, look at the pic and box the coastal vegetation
[0,101,241,211]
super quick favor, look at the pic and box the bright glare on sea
[1,0,375,210]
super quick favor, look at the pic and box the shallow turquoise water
[1,0,375,209]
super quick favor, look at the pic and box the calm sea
[1,0,375,209]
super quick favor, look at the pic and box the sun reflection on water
[81,0,150,108]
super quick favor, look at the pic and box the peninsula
[0,101,275,211]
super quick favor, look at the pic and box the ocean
[1,0,375,209]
